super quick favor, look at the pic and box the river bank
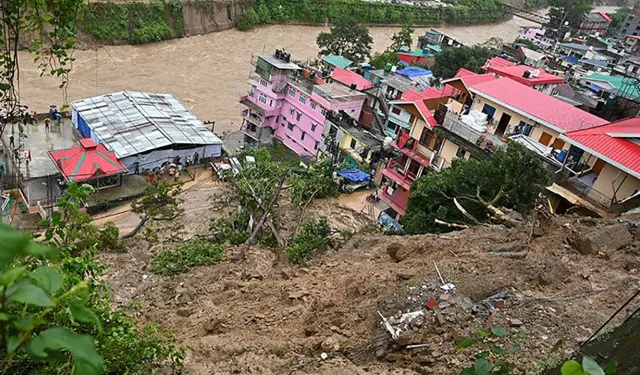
[18,5,619,134]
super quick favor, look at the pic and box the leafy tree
[609,7,631,35]
[132,180,182,219]
[514,38,538,51]
[547,0,594,31]
[285,218,332,263]
[402,143,551,234]
[317,18,373,63]
[432,46,493,79]
[370,50,399,69]
[390,22,415,51]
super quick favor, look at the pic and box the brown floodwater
[14,13,588,133]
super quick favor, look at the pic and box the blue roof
[563,56,579,64]
[580,58,608,67]
[585,83,601,92]
[337,168,370,183]
[397,67,433,78]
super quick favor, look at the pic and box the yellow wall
[339,131,372,163]
[592,163,640,202]
[438,138,471,166]
[470,96,569,149]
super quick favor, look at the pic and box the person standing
[9,135,14,148]
[44,118,50,133]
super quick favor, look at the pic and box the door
[592,159,605,175]
[482,104,496,120]
[538,132,553,146]
[495,113,512,136]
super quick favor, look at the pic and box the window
[299,95,307,104]
[419,128,436,148]
[311,123,317,132]
[455,147,467,159]
[391,107,402,115]
[289,108,295,116]
[320,108,327,116]
[288,88,296,97]
[259,78,268,87]
[350,139,357,149]
[315,141,319,150]
[259,93,267,104]
[310,101,317,110]
[287,123,294,131]
[296,112,301,121]
[301,132,306,141]
[269,99,274,107]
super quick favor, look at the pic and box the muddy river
[17,7,617,133]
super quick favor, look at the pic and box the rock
[176,307,194,317]
[509,318,524,327]
[396,271,416,280]
[304,324,319,337]
[434,311,445,326]
[387,242,403,262]
[288,289,310,299]
[320,335,340,352]
[203,318,225,334]
[576,224,633,255]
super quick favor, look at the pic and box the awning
[337,168,370,183]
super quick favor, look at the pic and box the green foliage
[457,326,522,375]
[561,357,617,375]
[238,0,505,31]
[432,45,493,79]
[609,7,631,34]
[402,143,552,234]
[236,9,260,31]
[370,50,399,69]
[132,181,182,219]
[99,221,124,253]
[547,0,594,30]
[151,238,224,276]
[390,21,415,51]
[289,161,338,206]
[317,18,373,63]
[210,218,249,245]
[514,38,538,51]
[286,218,331,263]
[83,1,184,44]
[524,0,548,9]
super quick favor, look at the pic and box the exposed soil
[97,180,640,374]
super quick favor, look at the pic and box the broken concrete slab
[576,224,633,255]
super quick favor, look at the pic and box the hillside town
[0,1,638,375]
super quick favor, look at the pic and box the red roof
[598,12,612,22]
[330,67,373,91]
[454,68,477,78]
[627,35,640,40]
[443,69,497,91]
[48,139,128,182]
[483,57,516,70]
[562,117,640,178]
[394,89,438,127]
[470,78,608,133]
[485,64,564,86]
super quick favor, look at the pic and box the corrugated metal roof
[561,117,640,179]
[322,54,353,69]
[72,91,222,158]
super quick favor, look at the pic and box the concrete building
[555,117,640,211]
[624,34,640,54]
[517,26,555,49]
[483,57,564,95]
[240,53,366,158]
[578,12,612,36]
[71,91,222,173]
[618,3,640,37]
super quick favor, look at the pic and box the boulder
[576,224,633,255]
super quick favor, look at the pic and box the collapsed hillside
[98,180,640,374]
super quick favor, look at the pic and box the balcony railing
[379,184,409,215]
[241,109,264,126]
[553,170,613,208]
[441,112,507,152]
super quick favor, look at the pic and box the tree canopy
[402,143,552,234]
[609,7,631,35]
[369,50,399,69]
[390,22,415,51]
[547,0,594,31]
[317,18,373,63]
[432,46,493,79]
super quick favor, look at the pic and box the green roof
[322,54,353,69]
[427,30,439,35]
[403,50,432,57]
[426,44,442,53]
[399,46,411,52]
[586,73,640,101]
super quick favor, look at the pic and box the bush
[151,238,224,276]
[285,218,331,263]
[236,9,260,31]
[98,221,124,252]
[210,218,249,245]
[289,160,338,206]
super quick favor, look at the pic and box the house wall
[439,138,460,165]
[592,163,640,202]
[470,95,569,150]
[338,131,374,164]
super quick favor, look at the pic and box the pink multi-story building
[240,52,366,157]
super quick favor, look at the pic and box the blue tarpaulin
[397,67,432,78]
[586,83,602,92]
[337,168,370,183]
[563,56,579,64]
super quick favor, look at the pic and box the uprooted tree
[402,143,552,234]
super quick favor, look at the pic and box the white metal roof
[72,91,222,158]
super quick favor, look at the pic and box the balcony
[239,95,280,117]
[242,109,264,126]
[379,183,409,216]
[440,112,507,152]
[390,133,433,168]
[381,157,421,191]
